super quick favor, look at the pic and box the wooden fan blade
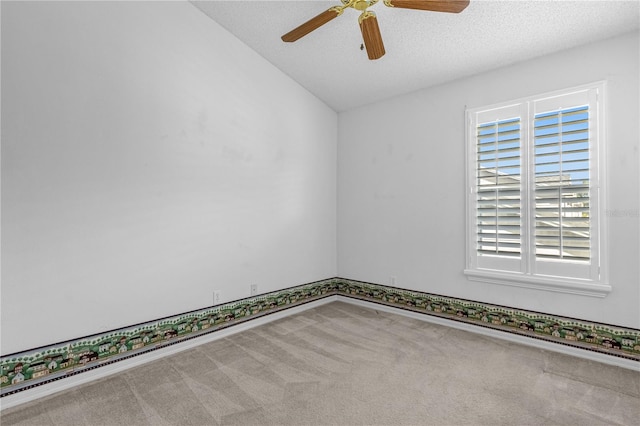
[281,8,342,42]
[359,12,385,60]
[385,0,470,13]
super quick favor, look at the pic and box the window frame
[464,82,610,297]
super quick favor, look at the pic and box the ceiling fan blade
[384,0,470,13]
[359,12,385,60]
[281,7,343,42]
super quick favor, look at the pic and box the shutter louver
[534,106,590,261]
[476,118,521,257]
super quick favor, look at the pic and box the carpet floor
[1,301,639,425]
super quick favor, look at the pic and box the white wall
[338,32,640,328]
[1,1,337,354]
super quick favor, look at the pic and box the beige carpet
[1,301,639,425]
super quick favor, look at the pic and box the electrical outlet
[213,291,221,305]
[250,284,258,296]
[390,276,397,286]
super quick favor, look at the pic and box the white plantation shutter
[534,106,590,261]
[466,83,607,294]
[469,103,526,274]
[476,117,522,257]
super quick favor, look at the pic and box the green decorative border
[2,277,638,396]
[337,279,640,361]
[0,279,339,396]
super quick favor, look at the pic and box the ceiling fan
[281,0,470,60]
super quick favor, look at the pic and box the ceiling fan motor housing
[354,0,372,11]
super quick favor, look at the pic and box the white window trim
[464,82,610,298]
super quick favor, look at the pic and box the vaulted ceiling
[192,1,640,111]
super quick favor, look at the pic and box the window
[465,83,610,297]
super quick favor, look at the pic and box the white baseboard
[338,296,640,372]
[0,296,338,411]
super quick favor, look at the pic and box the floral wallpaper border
[2,277,638,396]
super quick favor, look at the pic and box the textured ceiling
[191,0,640,111]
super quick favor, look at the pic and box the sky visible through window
[477,106,590,185]
[534,106,589,185]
